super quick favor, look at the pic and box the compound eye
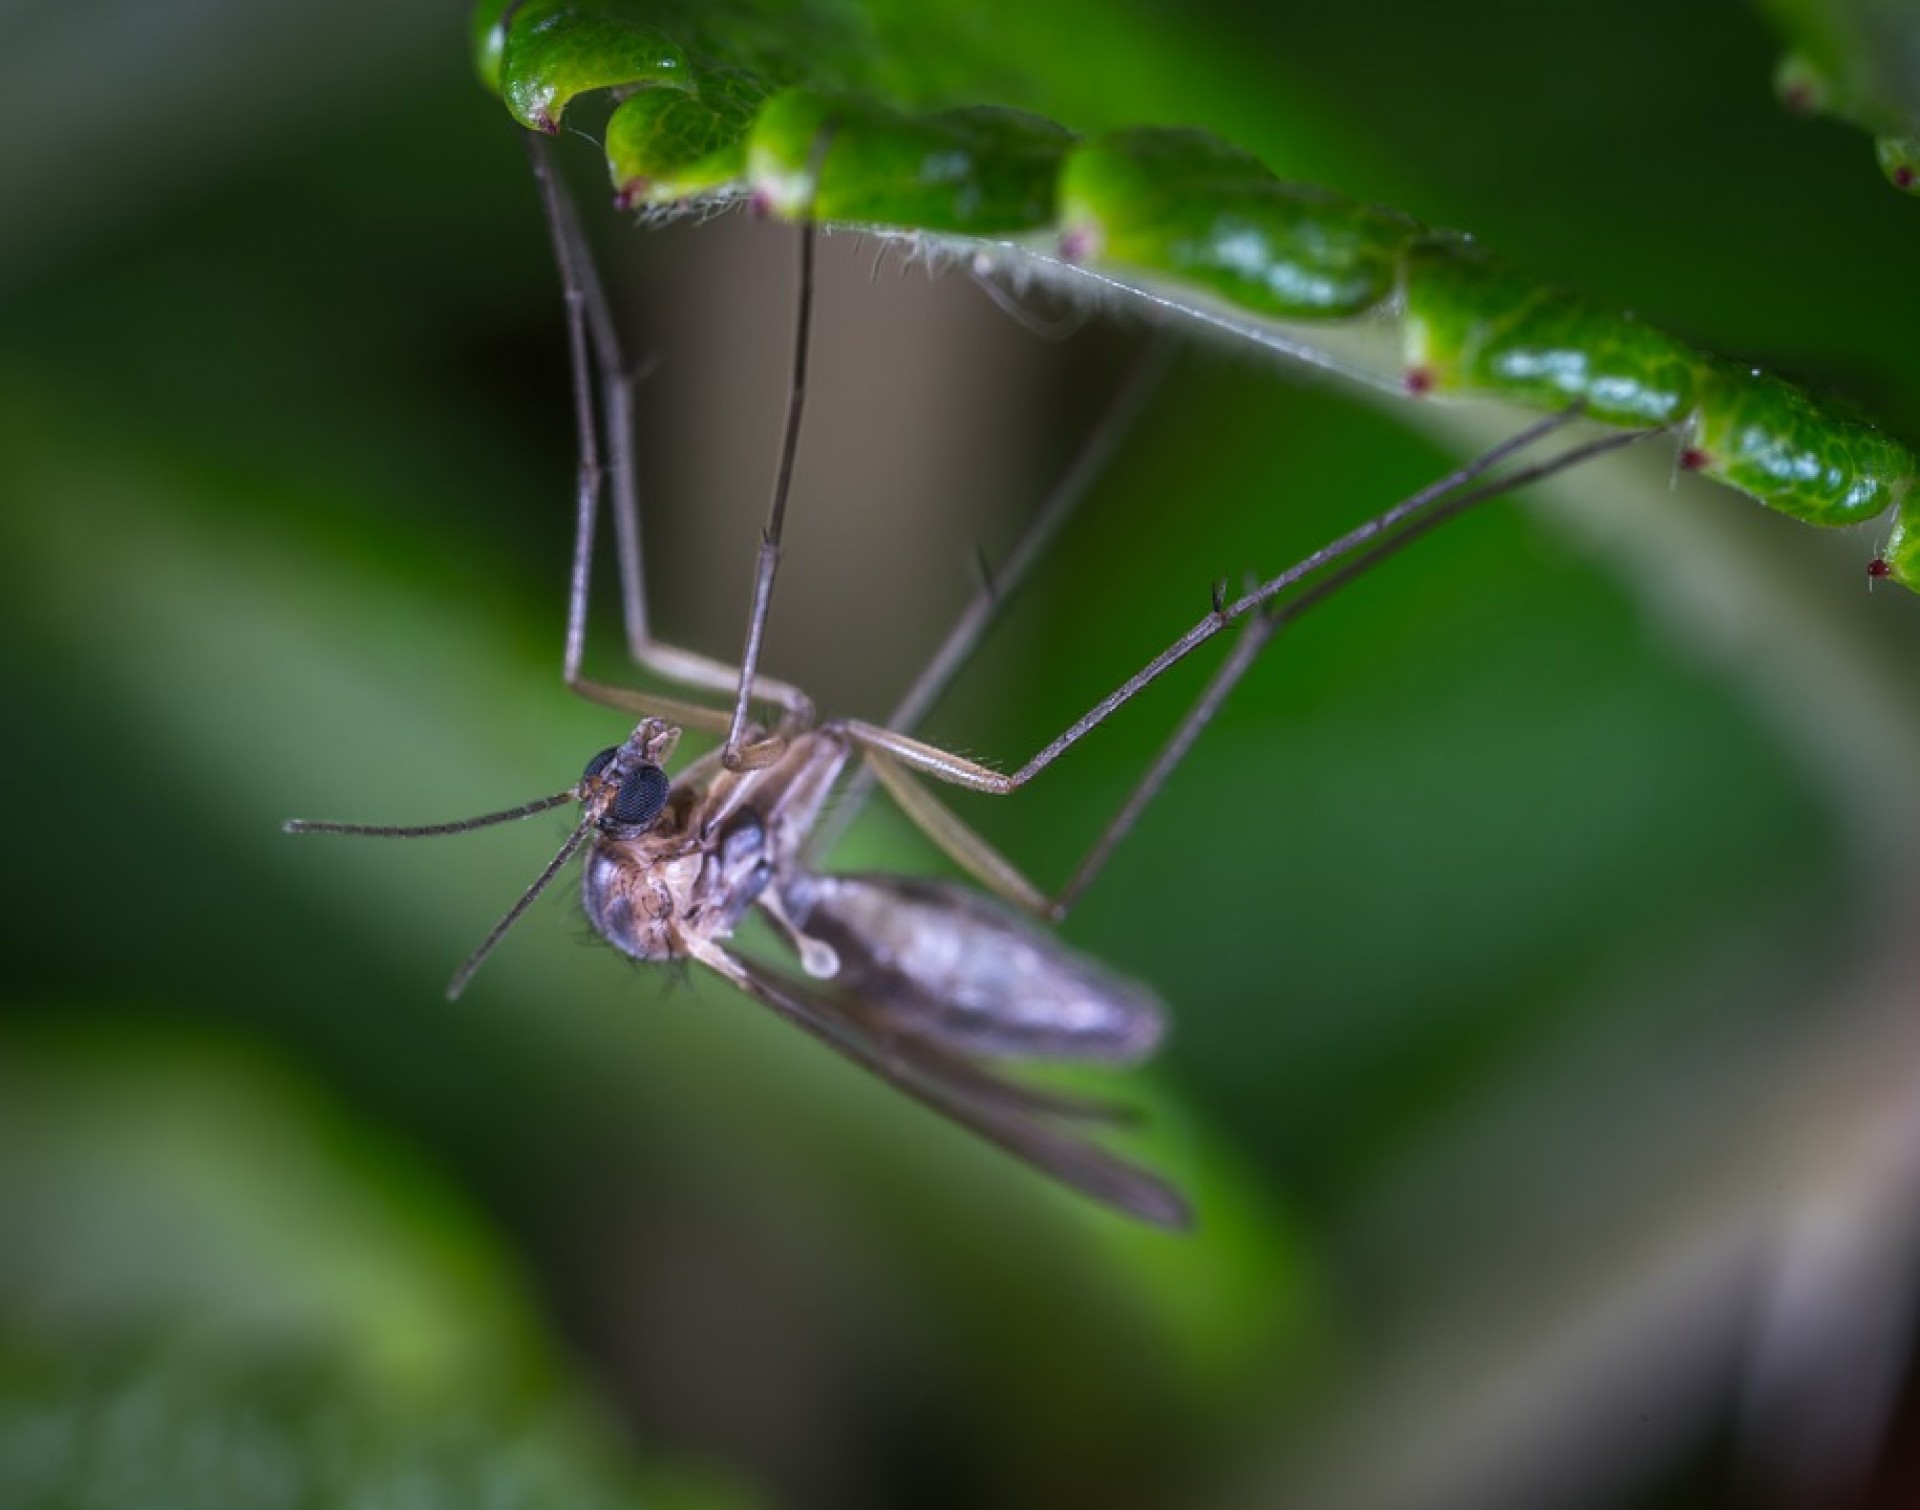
[608,763,670,829]
[581,747,619,783]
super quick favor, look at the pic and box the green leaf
[495,2,692,133]
[608,62,772,205]
[1760,0,1920,194]
[749,90,1076,230]
[478,0,1920,588]
[1684,358,1916,526]
[1058,126,1421,319]
[1400,236,1701,426]
[0,1020,749,1509]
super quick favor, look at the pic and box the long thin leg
[885,330,1176,739]
[1047,423,1627,915]
[527,133,812,736]
[807,328,1177,863]
[863,408,1644,795]
[835,413,1663,917]
[536,137,1655,921]
[721,220,820,771]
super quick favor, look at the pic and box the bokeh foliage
[3,1,1919,1506]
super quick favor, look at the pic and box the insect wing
[689,940,1192,1230]
[775,872,1167,1064]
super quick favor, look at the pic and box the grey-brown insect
[285,138,1655,1231]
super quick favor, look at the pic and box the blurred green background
[5,2,1920,1506]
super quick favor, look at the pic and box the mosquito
[286,137,1661,1230]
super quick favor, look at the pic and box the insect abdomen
[776,873,1166,1064]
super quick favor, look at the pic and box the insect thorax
[581,805,774,962]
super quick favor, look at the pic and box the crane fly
[286,136,1661,1230]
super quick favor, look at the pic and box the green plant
[4,2,1918,1504]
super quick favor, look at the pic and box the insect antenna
[283,788,577,838]
[444,817,597,1000]
[286,786,591,998]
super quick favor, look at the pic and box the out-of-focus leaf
[1759,0,1920,193]
[0,1017,752,1510]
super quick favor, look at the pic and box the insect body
[585,719,1162,1064]
[285,402,1633,1229]
[295,708,1186,1227]
[583,720,1178,1226]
